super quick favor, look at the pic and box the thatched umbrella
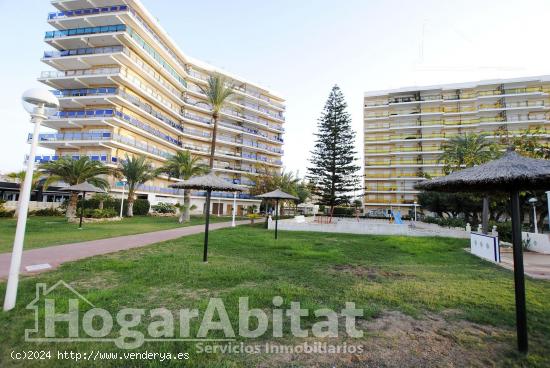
[64,182,106,229]
[416,150,550,353]
[170,172,243,262]
[256,189,298,239]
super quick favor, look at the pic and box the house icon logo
[25,280,95,342]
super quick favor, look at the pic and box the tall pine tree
[307,85,359,213]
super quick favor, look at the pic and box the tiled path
[0,220,248,278]
[499,249,550,280]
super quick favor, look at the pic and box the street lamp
[231,192,237,227]
[528,197,538,234]
[4,89,58,311]
[413,201,418,222]
[119,178,127,218]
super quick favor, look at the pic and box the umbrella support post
[203,189,212,263]
[275,199,279,240]
[79,191,86,229]
[510,191,528,353]
[482,196,489,234]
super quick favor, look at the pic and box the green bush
[132,199,150,215]
[422,216,466,228]
[30,208,63,217]
[333,207,354,216]
[77,198,150,216]
[83,208,117,218]
[0,200,14,217]
[151,202,177,214]
[490,221,512,243]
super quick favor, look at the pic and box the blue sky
[1,0,550,176]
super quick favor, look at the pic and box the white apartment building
[35,0,286,215]
[364,75,550,211]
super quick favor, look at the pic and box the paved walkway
[499,249,550,280]
[0,220,248,279]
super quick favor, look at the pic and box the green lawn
[0,215,242,253]
[1,226,549,367]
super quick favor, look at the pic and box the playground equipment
[391,210,404,225]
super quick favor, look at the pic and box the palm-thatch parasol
[255,189,298,239]
[170,172,243,262]
[64,182,106,229]
[416,150,550,353]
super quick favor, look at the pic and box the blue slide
[391,210,404,225]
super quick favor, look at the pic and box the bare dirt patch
[250,310,512,368]
[332,265,407,281]
[70,271,119,290]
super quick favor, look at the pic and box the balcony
[45,24,126,39]
[192,191,255,200]
[30,132,174,160]
[136,184,182,196]
[32,154,119,164]
[40,66,120,80]
[43,45,124,58]
[49,86,184,136]
[48,5,129,20]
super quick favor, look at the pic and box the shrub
[132,199,150,216]
[422,216,466,228]
[77,198,150,216]
[83,208,117,218]
[151,202,177,214]
[30,208,63,217]
[333,207,354,216]
[0,200,14,217]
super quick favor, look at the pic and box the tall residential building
[363,75,550,211]
[35,0,285,215]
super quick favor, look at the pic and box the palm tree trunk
[66,192,79,218]
[126,190,135,217]
[182,190,191,223]
[208,114,219,169]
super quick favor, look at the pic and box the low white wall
[3,201,62,211]
[522,232,550,254]
[268,217,470,238]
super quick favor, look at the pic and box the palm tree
[157,151,209,222]
[40,157,111,218]
[117,154,155,217]
[7,170,43,216]
[439,133,498,231]
[199,74,234,168]
[439,133,497,174]
[247,165,302,215]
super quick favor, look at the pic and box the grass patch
[0,215,242,253]
[0,227,549,367]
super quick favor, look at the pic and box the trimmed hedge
[77,198,150,216]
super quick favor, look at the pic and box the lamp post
[4,89,58,311]
[119,178,127,218]
[547,191,550,232]
[528,197,538,234]
[231,192,237,227]
[413,201,418,222]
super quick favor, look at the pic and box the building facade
[363,76,550,211]
[36,0,285,215]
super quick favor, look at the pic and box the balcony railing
[45,24,126,39]
[48,5,128,20]
[33,154,119,164]
[193,191,254,199]
[40,67,121,79]
[30,132,174,159]
[43,45,124,58]
[52,87,117,97]
[136,184,182,196]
